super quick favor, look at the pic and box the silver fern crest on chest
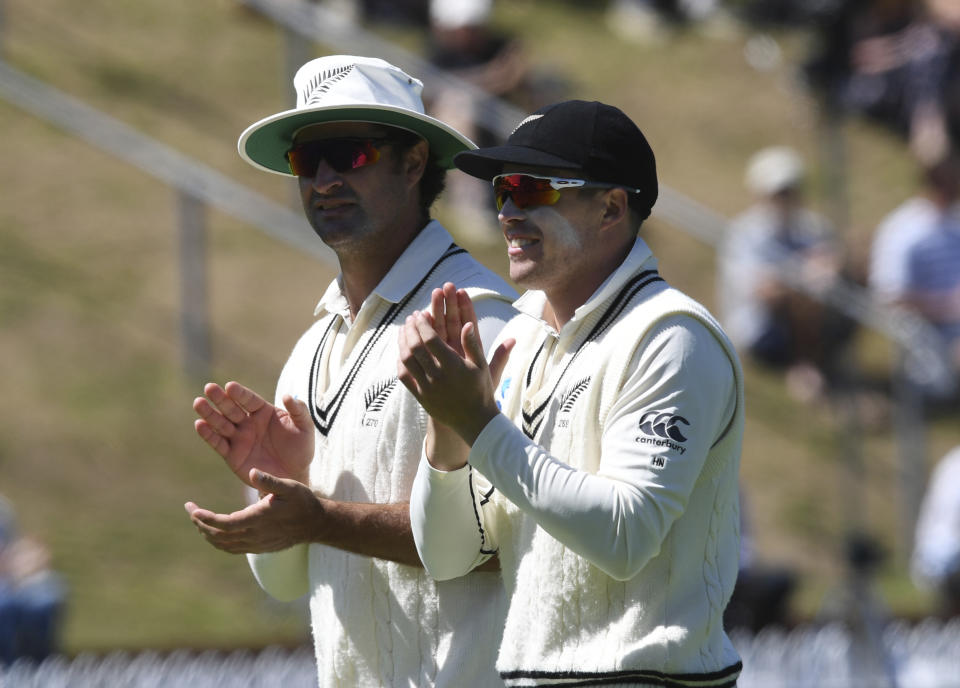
[559,377,591,413]
[362,377,398,427]
[556,377,590,428]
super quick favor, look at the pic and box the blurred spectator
[897,157,960,400]
[912,445,960,617]
[360,0,429,27]
[733,0,826,27]
[425,0,566,238]
[868,155,950,305]
[803,0,960,166]
[869,153,960,402]
[427,0,527,106]
[605,0,730,42]
[0,495,65,665]
[718,146,852,402]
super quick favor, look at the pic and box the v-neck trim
[519,267,665,440]
[308,242,467,437]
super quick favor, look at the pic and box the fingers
[224,381,268,414]
[403,313,444,379]
[397,322,421,395]
[456,288,479,331]
[441,283,462,350]
[430,287,448,344]
[281,394,312,432]
[488,338,516,387]
[202,383,247,424]
[194,418,231,458]
[185,500,264,554]
[193,396,237,440]
[429,283,474,353]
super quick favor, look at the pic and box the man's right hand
[193,381,314,487]
[185,470,321,554]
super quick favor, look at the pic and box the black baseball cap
[454,100,658,218]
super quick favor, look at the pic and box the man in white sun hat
[718,145,848,402]
[184,55,516,687]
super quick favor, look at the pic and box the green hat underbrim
[238,104,476,175]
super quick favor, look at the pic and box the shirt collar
[513,235,658,330]
[313,220,455,318]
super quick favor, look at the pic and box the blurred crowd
[0,495,65,666]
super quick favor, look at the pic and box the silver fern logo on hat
[237,55,476,175]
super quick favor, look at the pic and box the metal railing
[0,59,337,378]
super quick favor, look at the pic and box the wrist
[305,491,330,545]
[426,419,469,471]
[459,403,501,446]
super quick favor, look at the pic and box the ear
[599,187,630,231]
[403,139,430,190]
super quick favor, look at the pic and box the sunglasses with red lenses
[492,173,641,211]
[286,137,393,177]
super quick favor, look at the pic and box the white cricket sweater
[249,222,516,687]
[412,237,744,687]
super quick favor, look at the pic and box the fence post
[892,349,927,562]
[178,190,211,380]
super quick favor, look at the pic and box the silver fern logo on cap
[512,114,543,135]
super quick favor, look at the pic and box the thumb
[249,469,292,495]
[488,338,516,388]
[282,394,312,431]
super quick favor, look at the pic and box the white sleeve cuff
[247,545,310,602]
[411,452,494,580]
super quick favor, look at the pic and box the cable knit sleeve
[467,315,737,580]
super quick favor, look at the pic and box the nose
[498,195,525,224]
[309,159,344,194]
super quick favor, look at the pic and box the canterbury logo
[301,64,354,106]
[559,377,590,413]
[364,378,397,413]
[638,411,690,443]
[512,113,543,134]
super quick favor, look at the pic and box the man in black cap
[398,100,745,687]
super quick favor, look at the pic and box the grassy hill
[1,0,958,653]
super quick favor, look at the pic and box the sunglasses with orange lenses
[492,173,640,211]
[286,137,392,177]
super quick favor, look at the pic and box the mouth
[505,232,541,259]
[312,199,356,216]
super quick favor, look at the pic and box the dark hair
[390,129,447,222]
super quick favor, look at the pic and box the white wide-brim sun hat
[745,146,805,196]
[238,55,475,175]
